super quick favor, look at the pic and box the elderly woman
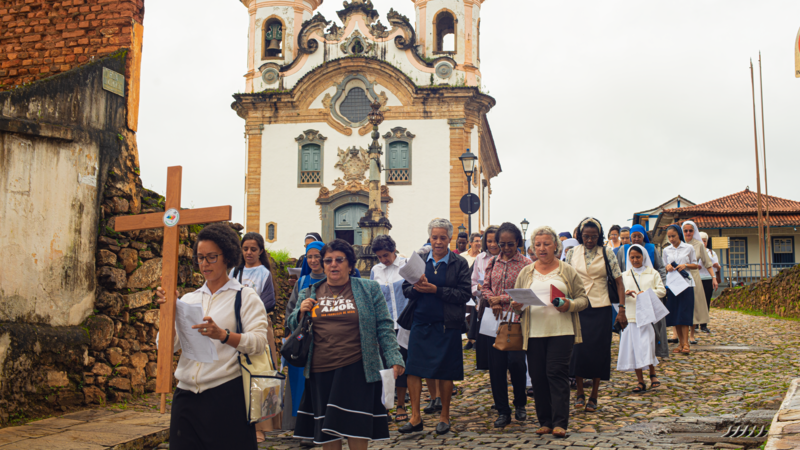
[511,226,588,438]
[399,219,471,436]
[681,221,716,344]
[471,225,501,370]
[480,222,532,428]
[699,232,721,333]
[565,217,626,413]
[288,239,404,449]
[155,223,269,450]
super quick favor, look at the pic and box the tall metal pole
[466,174,472,236]
[750,59,765,280]
[759,52,772,277]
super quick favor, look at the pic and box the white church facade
[233,0,501,256]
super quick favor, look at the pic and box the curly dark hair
[496,222,524,249]
[321,238,357,275]
[371,234,396,254]
[457,232,469,240]
[193,223,243,270]
[576,217,606,247]
[609,224,621,237]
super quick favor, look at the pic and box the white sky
[138,0,800,244]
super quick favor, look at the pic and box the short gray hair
[428,218,453,239]
[532,225,562,256]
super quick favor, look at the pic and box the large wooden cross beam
[114,166,231,413]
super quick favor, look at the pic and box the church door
[334,204,367,245]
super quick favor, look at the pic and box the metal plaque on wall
[102,67,125,97]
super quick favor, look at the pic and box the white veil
[626,244,652,271]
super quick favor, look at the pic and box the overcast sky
[138,0,800,244]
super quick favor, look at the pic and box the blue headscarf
[667,224,685,242]
[559,231,572,239]
[629,224,650,244]
[299,241,325,290]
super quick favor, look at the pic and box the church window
[262,17,284,59]
[296,129,326,187]
[383,127,415,185]
[266,222,277,243]
[350,39,364,54]
[434,10,456,54]
[340,88,372,123]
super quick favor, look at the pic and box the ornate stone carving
[297,12,330,55]
[340,30,375,55]
[382,127,416,140]
[261,68,280,85]
[295,129,328,143]
[376,91,389,111]
[325,23,344,41]
[387,8,416,50]
[331,146,369,194]
[321,93,332,110]
[318,187,331,199]
[435,62,453,79]
[337,0,379,25]
[369,20,390,38]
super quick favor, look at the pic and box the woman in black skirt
[564,217,627,413]
[155,224,271,450]
[399,218,472,436]
[287,239,405,449]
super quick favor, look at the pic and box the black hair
[481,225,499,253]
[321,239,357,275]
[609,225,621,236]
[305,232,322,242]
[457,232,468,240]
[629,245,644,256]
[372,234,396,254]
[193,223,243,270]
[496,222,524,249]
[666,224,685,242]
[235,232,276,292]
[576,217,606,246]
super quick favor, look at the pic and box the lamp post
[458,224,466,235]
[521,218,530,244]
[459,149,478,235]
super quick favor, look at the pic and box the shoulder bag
[601,246,620,304]
[280,311,313,368]
[234,290,286,424]
[493,309,523,351]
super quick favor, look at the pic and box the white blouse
[526,269,574,337]
[661,243,697,287]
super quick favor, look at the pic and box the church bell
[267,39,280,51]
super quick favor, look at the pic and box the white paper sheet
[288,268,301,277]
[634,289,670,327]
[398,253,426,284]
[396,326,410,350]
[505,289,550,307]
[466,299,476,307]
[379,369,395,410]
[175,300,219,363]
[612,303,620,313]
[479,309,500,337]
[666,270,690,295]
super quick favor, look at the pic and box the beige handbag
[493,309,523,351]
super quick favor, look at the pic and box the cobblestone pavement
[251,309,800,449]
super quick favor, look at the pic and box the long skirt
[406,322,464,380]
[701,279,714,325]
[665,287,694,326]
[170,377,256,450]
[617,322,659,371]
[570,304,612,381]
[689,270,710,325]
[294,359,389,445]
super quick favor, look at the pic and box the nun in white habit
[616,244,666,393]
[680,220,714,342]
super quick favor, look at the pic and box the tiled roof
[678,215,800,229]
[663,189,800,215]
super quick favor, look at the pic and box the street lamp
[520,218,530,242]
[459,149,479,235]
[458,224,466,235]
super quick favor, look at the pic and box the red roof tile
[676,215,800,229]
[663,189,800,215]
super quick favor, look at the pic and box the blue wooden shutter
[388,142,409,169]
[301,144,320,171]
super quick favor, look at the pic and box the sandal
[650,375,661,388]
[672,346,683,353]
[681,346,691,354]
[552,427,567,438]
[585,397,598,412]
[574,394,585,409]
[689,339,698,345]
[632,381,647,394]
[395,407,408,422]
[535,426,552,435]
[256,431,266,443]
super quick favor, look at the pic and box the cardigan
[514,260,589,348]
[287,276,405,383]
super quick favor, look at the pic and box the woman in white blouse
[617,245,666,393]
[662,225,696,354]
[156,223,269,450]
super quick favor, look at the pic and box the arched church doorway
[334,204,367,245]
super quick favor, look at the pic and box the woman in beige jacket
[511,226,588,438]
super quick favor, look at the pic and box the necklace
[328,283,347,299]
[433,261,444,275]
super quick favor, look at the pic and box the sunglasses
[498,242,517,248]
[323,257,347,265]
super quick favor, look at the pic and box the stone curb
[765,377,800,450]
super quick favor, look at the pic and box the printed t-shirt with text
[310,281,362,373]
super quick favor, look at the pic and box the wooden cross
[114,166,232,413]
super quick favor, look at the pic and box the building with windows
[630,195,695,231]
[232,0,500,256]
[649,188,800,281]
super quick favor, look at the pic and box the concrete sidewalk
[0,409,169,449]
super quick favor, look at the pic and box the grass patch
[267,248,291,265]
[718,307,800,322]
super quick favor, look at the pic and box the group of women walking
[152,213,720,450]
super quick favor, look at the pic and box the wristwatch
[221,328,231,344]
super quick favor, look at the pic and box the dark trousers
[525,336,573,429]
[701,279,714,326]
[488,345,527,416]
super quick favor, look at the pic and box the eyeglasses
[498,242,517,248]
[581,234,599,241]
[307,255,322,260]
[323,257,347,265]
[197,253,220,264]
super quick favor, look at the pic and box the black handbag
[396,297,416,330]
[280,313,313,368]
[601,246,620,304]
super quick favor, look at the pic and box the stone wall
[715,265,800,319]
[0,0,144,91]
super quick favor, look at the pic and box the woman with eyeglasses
[288,239,404,449]
[155,223,269,450]
[564,217,626,413]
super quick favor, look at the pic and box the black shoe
[515,407,527,421]
[398,420,424,434]
[435,421,451,435]
[423,398,437,414]
[700,326,710,333]
[300,439,315,447]
[434,397,442,411]
[668,338,679,344]
[463,341,474,350]
[494,414,511,428]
